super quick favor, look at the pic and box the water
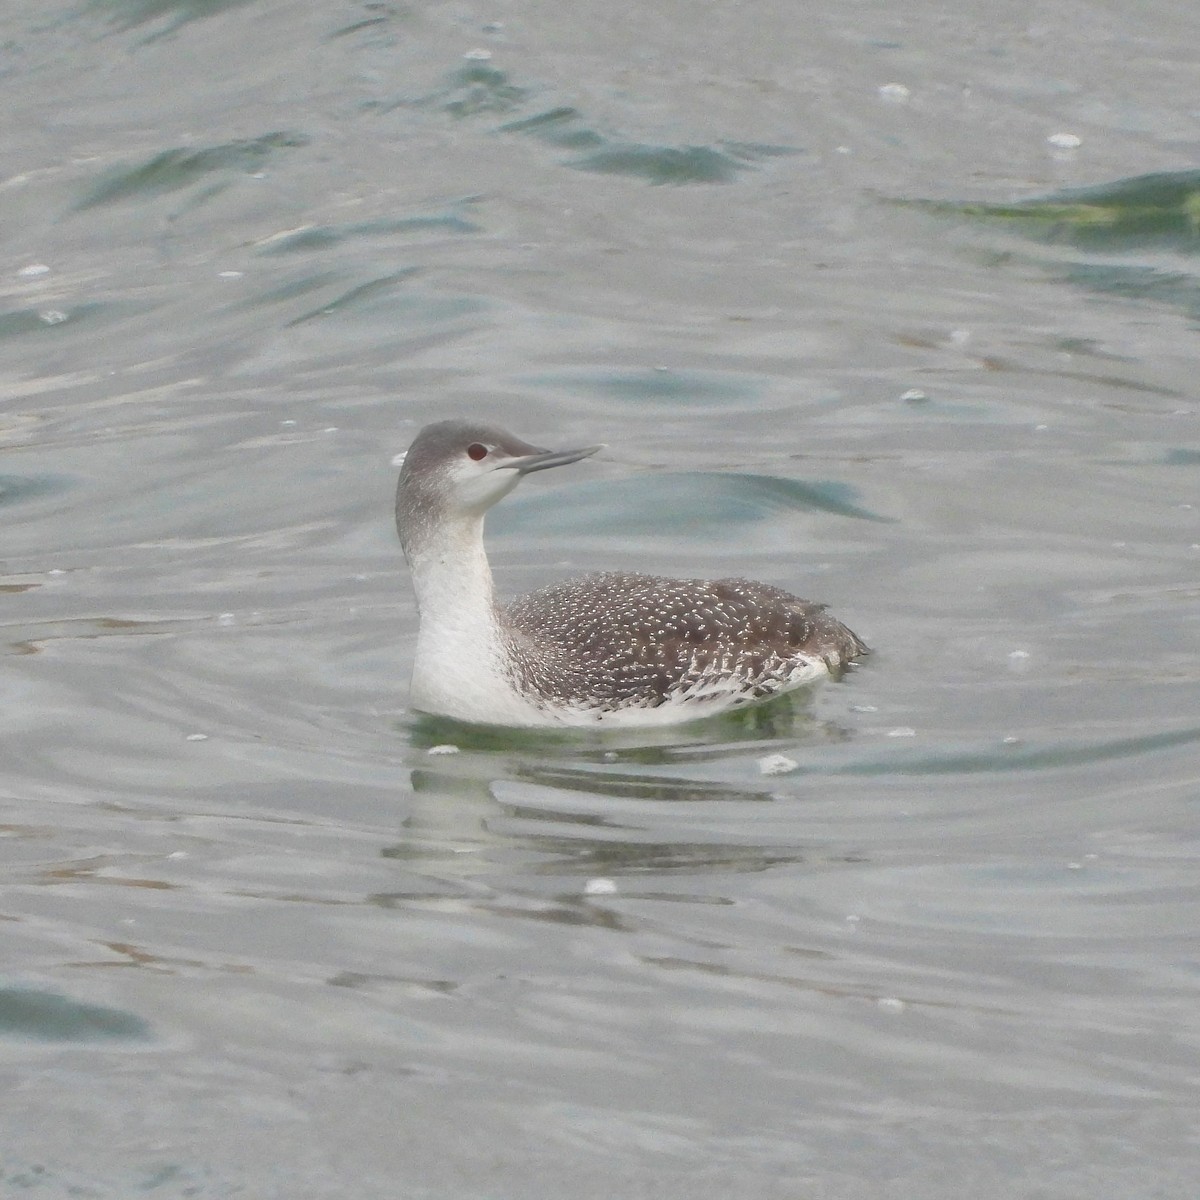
[3,1,1199,1196]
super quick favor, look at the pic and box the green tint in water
[905,169,1200,251]
[407,686,827,757]
[0,475,71,509]
[1058,263,1200,321]
[0,987,150,1043]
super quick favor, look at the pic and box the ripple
[72,131,309,211]
[255,203,482,255]
[498,107,606,150]
[777,725,1200,778]
[0,302,136,340]
[404,62,797,185]
[521,366,759,406]
[566,142,793,185]
[496,470,886,537]
[500,107,794,182]
[283,269,422,325]
[96,0,258,37]
[1058,262,1200,321]
[421,61,530,119]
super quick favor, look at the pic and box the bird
[395,419,868,728]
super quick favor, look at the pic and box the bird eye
[466,443,488,461]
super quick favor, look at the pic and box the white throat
[404,514,537,724]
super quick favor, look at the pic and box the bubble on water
[217,612,236,626]
[18,263,50,277]
[877,997,906,1013]
[886,727,916,738]
[878,82,910,103]
[849,704,878,713]
[900,389,928,403]
[757,753,799,776]
[463,47,492,61]
[1047,132,1082,149]
[426,744,460,756]
[38,309,68,325]
[185,733,208,742]
[218,270,243,279]
[584,878,617,896]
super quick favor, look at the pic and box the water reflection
[383,692,864,885]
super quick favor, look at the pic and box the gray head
[395,419,602,557]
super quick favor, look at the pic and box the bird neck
[407,508,499,615]
[405,513,506,675]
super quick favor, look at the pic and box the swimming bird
[395,419,868,727]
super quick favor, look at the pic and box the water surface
[2,0,1198,1197]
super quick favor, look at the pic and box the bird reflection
[383,690,860,881]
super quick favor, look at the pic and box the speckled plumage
[504,571,866,715]
[395,419,868,728]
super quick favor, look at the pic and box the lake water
[2,1,1198,1196]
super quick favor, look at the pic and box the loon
[395,419,868,728]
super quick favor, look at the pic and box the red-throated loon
[395,419,868,727]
